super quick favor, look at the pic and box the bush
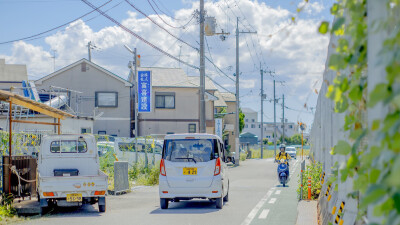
[240,153,247,161]
[297,162,323,200]
[129,160,160,186]
[0,193,16,221]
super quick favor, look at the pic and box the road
[20,158,301,225]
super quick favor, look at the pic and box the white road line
[275,190,281,195]
[258,209,270,219]
[240,188,275,225]
[268,198,277,204]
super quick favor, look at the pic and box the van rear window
[163,139,217,162]
[51,140,87,153]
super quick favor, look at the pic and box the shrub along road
[21,159,301,225]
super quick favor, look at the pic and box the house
[242,107,298,142]
[35,59,132,137]
[219,92,237,154]
[0,58,28,94]
[136,67,218,136]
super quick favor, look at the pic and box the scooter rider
[275,144,291,175]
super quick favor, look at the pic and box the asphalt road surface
[20,158,301,225]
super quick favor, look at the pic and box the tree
[239,108,245,133]
[290,134,303,145]
[263,138,268,145]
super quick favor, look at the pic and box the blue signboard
[138,71,152,113]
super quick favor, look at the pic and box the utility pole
[282,94,285,144]
[51,49,57,72]
[87,41,96,62]
[260,63,264,159]
[125,45,139,163]
[199,0,206,133]
[235,17,257,165]
[273,79,277,157]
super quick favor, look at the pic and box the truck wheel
[223,191,229,202]
[98,197,106,212]
[160,198,169,209]
[216,197,223,209]
[99,204,106,212]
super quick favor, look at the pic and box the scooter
[277,159,289,187]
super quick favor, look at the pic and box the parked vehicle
[114,137,163,164]
[37,134,108,214]
[159,133,230,209]
[277,159,289,187]
[285,146,297,159]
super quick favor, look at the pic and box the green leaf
[360,186,387,209]
[335,97,349,113]
[349,129,363,140]
[349,85,362,102]
[347,154,358,169]
[329,54,348,71]
[386,156,400,187]
[371,119,380,131]
[370,169,380,184]
[394,193,400,213]
[331,17,345,34]
[330,3,339,15]
[373,198,394,217]
[318,21,330,34]
[334,140,351,155]
[368,83,390,107]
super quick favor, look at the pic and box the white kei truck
[37,134,108,213]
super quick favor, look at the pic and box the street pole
[260,63,264,159]
[134,48,138,163]
[235,17,257,165]
[235,17,240,165]
[282,94,285,144]
[274,80,277,157]
[199,0,206,133]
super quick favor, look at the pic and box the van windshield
[163,139,217,162]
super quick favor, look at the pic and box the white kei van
[159,134,230,209]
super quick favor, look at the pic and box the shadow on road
[150,200,224,214]
[41,204,102,218]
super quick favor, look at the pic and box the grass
[0,193,20,224]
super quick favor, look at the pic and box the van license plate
[183,168,197,175]
[66,193,82,202]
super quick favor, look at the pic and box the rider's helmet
[279,144,286,152]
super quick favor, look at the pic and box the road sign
[138,71,152,113]
[215,118,223,138]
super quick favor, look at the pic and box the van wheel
[223,191,229,202]
[216,197,223,209]
[160,198,169,209]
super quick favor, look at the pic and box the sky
[0,0,335,132]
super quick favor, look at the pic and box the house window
[245,119,248,122]
[251,124,255,128]
[245,124,248,128]
[98,131,106,135]
[188,124,196,133]
[259,124,261,128]
[252,119,255,122]
[155,92,175,109]
[289,125,293,129]
[81,128,91,134]
[95,92,118,107]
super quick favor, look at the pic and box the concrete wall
[309,3,390,223]
[0,59,27,82]
[35,61,131,137]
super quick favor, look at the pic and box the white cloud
[0,0,330,125]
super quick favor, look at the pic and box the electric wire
[0,0,113,45]
[145,0,194,29]
[81,0,199,70]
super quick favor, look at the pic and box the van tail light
[160,159,166,176]
[214,157,221,176]
[43,192,54,197]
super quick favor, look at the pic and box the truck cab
[38,134,108,213]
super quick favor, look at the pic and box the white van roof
[164,133,223,142]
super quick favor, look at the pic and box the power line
[205,37,235,82]
[0,0,114,45]
[147,0,196,28]
[124,0,198,51]
[81,0,199,70]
